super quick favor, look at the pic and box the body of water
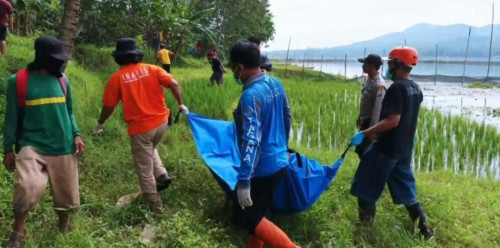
[286,60,500,131]
[291,60,500,82]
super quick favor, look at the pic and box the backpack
[16,68,68,107]
[13,69,69,152]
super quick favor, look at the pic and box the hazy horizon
[264,0,500,52]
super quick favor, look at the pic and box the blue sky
[264,0,500,51]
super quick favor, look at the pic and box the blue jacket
[233,72,291,187]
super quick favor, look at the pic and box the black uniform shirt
[373,79,423,158]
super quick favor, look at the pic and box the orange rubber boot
[247,235,264,248]
[254,218,298,248]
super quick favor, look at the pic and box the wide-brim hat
[34,36,72,61]
[112,38,142,57]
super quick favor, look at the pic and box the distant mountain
[266,23,500,60]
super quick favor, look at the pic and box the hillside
[267,23,500,60]
[0,36,499,247]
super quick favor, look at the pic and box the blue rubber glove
[350,131,366,146]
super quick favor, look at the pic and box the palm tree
[59,0,81,55]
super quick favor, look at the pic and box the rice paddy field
[0,36,499,247]
[281,74,500,180]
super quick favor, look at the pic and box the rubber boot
[56,211,70,233]
[358,198,376,225]
[405,202,434,240]
[156,173,172,192]
[254,218,298,248]
[143,192,163,212]
[246,235,264,248]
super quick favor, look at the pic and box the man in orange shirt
[96,38,189,211]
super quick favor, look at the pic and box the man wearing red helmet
[349,47,433,240]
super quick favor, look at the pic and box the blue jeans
[350,145,417,205]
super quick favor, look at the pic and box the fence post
[483,98,487,121]
[381,49,386,75]
[301,53,305,76]
[486,3,495,82]
[285,37,292,76]
[344,54,347,79]
[460,97,463,116]
[362,47,367,84]
[319,55,323,77]
[462,26,471,87]
[434,44,438,85]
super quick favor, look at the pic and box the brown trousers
[130,121,169,194]
[13,147,80,214]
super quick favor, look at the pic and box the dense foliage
[9,0,275,58]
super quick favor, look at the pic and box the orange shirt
[103,63,174,136]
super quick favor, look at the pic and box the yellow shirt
[157,49,173,65]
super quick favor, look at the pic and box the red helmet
[388,47,419,67]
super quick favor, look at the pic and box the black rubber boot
[358,198,376,225]
[156,173,172,192]
[406,202,434,240]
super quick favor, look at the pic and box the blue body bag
[187,113,343,213]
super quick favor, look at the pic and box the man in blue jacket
[229,40,297,248]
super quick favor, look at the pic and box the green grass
[467,82,499,89]
[0,35,499,247]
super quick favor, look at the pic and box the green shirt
[3,72,80,155]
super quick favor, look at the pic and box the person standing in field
[3,36,85,248]
[0,0,13,57]
[349,47,433,240]
[248,36,273,72]
[355,54,386,157]
[95,38,189,212]
[207,52,225,86]
[157,44,175,73]
[210,49,219,58]
[229,40,298,248]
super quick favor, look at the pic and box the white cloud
[265,0,500,51]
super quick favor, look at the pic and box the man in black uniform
[207,52,225,86]
[349,47,433,240]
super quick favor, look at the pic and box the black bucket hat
[34,36,71,61]
[112,38,143,57]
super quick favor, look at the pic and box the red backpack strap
[58,74,68,97]
[16,69,29,107]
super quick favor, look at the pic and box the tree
[59,0,81,55]
[142,0,215,60]
[12,0,42,35]
[193,0,275,58]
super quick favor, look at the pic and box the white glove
[179,104,189,115]
[95,123,104,134]
[236,185,253,209]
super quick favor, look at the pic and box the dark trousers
[232,168,286,234]
[162,64,171,73]
[0,25,7,41]
[351,146,417,205]
[355,118,371,158]
[210,71,224,84]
